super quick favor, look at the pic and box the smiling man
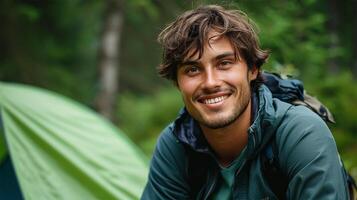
[177,32,256,167]
[141,5,349,200]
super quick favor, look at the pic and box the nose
[201,68,220,90]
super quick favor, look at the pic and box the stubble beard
[198,88,251,129]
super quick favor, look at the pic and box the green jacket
[141,85,349,199]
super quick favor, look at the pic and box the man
[141,5,349,199]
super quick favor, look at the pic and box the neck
[200,100,252,167]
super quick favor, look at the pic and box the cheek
[222,72,247,86]
[177,77,197,98]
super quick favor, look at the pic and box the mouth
[197,93,230,105]
[201,95,229,104]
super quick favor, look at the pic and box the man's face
[176,32,257,129]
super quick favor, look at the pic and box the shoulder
[277,104,332,141]
[272,105,348,199]
[275,104,339,173]
[270,99,333,145]
[151,123,188,172]
[155,123,186,156]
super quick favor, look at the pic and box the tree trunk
[95,0,123,121]
[327,0,340,74]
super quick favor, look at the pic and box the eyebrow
[215,52,235,61]
[180,52,236,67]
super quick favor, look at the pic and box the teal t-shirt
[212,147,247,200]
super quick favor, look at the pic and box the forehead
[183,31,236,61]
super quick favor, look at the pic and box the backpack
[261,72,357,200]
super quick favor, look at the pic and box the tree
[95,0,123,121]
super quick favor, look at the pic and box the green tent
[0,82,148,200]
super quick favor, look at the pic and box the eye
[218,60,233,69]
[221,60,231,65]
[184,65,200,76]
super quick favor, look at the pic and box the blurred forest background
[1,0,356,178]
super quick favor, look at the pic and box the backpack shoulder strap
[347,172,357,199]
[292,92,335,123]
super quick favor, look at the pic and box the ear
[248,66,258,81]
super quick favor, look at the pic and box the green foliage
[0,0,103,104]
[313,74,357,132]
[117,87,183,155]
[237,1,330,80]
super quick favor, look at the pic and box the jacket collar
[173,108,210,153]
[172,85,288,158]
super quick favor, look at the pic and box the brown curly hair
[157,5,269,90]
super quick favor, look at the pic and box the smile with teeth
[202,95,228,104]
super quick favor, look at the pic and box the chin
[200,113,237,129]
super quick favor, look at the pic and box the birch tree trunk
[96,0,123,121]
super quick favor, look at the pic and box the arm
[141,125,190,200]
[277,106,349,200]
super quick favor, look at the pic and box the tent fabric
[0,82,148,200]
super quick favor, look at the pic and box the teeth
[203,96,227,104]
